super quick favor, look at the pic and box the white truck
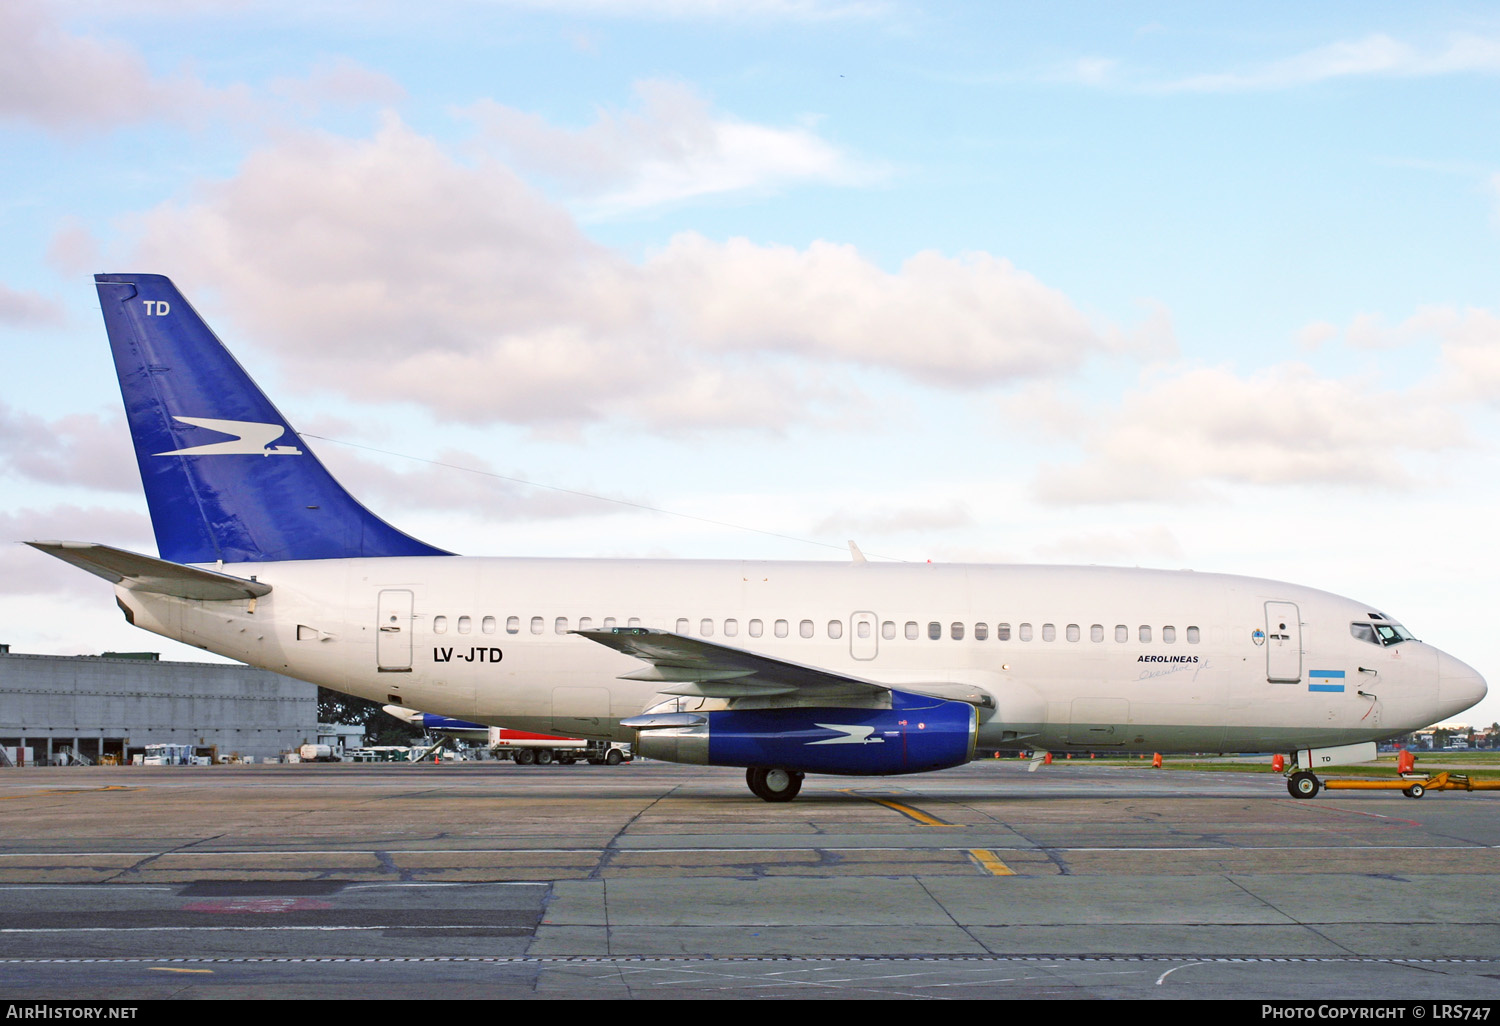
[297,743,341,763]
[488,728,632,766]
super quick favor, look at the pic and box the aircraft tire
[514,749,535,765]
[746,766,804,802]
[1287,771,1320,799]
[605,749,623,766]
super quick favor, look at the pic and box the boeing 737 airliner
[28,273,1488,801]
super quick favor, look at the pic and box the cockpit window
[1352,621,1414,646]
[1374,623,1414,646]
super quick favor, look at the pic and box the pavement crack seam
[915,876,991,956]
[1221,874,1360,956]
[587,785,679,882]
[373,850,413,882]
[103,834,227,883]
[1002,825,1070,876]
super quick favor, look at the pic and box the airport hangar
[0,644,317,765]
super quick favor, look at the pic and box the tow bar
[1320,771,1500,799]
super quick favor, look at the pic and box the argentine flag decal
[1308,670,1346,693]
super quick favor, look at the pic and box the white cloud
[478,0,890,20]
[124,114,1128,433]
[1032,525,1185,565]
[269,57,407,115]
[312,442,646,522]
[0,0,235,131]
[811,500,974,538]
[0,402,139,493]
[467,80,875,216]
[3,505,154,597]
[1074,33,1500,94]
[645,234,1128,386]
[0,283,64,326]
[1303,306,1500,404]
[1434,309,1500,404]
[1031,363,1467,505]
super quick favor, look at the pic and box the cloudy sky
[4,1,1499,729]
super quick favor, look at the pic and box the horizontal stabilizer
[26,541,271,601]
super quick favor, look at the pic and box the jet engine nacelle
[631,689,977,775]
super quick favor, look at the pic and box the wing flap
[573,628,889,700]
[27,541,271,601]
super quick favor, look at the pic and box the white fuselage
[113,556,1484,756]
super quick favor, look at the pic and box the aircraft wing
[573,628,888,700]
[26,541,271,601]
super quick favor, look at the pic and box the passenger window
[506,615,519,635]
[1042,623,1056,642]
[457,616,471,634]
[1019,623,1033,642]
[828,620,843,639]
[482,616,496,635]
[997,623,1011,641]
[1115,625,1128,643]
[799,620,814,638]
[724,619,739,637]
[628,617,642,628]
[928,622,942,640]
[434,616,448,634]
[748,619,762,637]
[882,621,896,640]
[603,617,616,630]
[530,616,543,635]
[1066,624,1080,642]
[1162,625,1176,644]
[578,616,593,631]
[700,618,714,637]
[775,619,790,638]
[856,620,871,638]
[906,621,919,640]
[951,622,964,641]
[1186,626,1200,644]
[676,618,690,633]
[1139,625,1151,643]
[1091,624,1104,643]
[555,617,569,634]
[974,623,988,641]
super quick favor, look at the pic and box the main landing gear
[746,766,804,802]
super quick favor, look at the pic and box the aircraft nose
[1437,651,1487,716]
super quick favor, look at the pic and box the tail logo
[155,416,303,457]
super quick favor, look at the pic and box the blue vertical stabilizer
[95,273,452,564]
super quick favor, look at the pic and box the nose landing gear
[1286,770,1320,799]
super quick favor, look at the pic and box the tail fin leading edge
[96,273,452,564]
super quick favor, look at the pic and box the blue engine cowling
[631,689,977,775]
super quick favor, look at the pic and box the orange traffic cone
[1272,754,1285,772]
[1152,752,1162,769]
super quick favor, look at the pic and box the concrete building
[0,645,317,764]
